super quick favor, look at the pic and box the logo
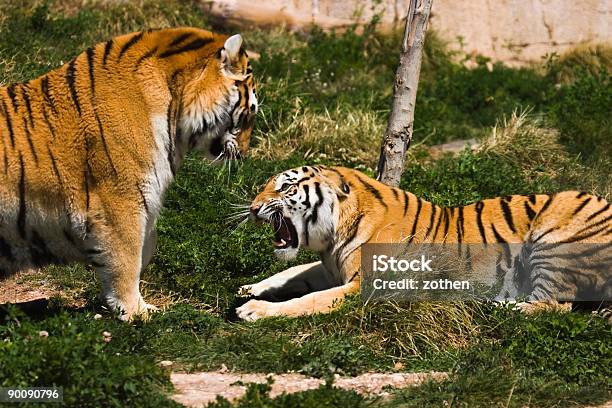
[372,254,433,272]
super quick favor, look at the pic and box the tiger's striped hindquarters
[237,166,610,320]
[0,27,258,320]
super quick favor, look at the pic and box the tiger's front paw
[237,282,273,298]
[237,284,255,297]
[513,301,538,314]
[138,301,159,319]
[236,299,276,321]
[112,297,159,321]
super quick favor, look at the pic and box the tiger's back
[330,168,610,301]
[421,190,610,245]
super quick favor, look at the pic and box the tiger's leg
[513,270,574,314]
[514,242,576,314]
[514,300,572,314]
[141,224,157,271]
[236,280,360,321]
[137,225,160,314]
[594,306,612,323]
[513,265,574,314]
[237,261,334,300]
[89,211,154,321]
[492,247,521,303]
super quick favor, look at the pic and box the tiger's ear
[220,34,244,78]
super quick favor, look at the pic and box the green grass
[2,302,610,407]
[0,0,611,406]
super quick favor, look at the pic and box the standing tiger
[236,166,611,321]
[0,27,257,320]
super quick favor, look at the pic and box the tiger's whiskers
[229,217,250,235]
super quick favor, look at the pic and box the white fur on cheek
[298,187,337,253]
[180,88,238,135]
[179,83,240,157]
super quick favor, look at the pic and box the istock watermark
[371,277,470,291]
[361,243,612,303]
[372,254,433,272]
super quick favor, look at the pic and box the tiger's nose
[249,205,261,217]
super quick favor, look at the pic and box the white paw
[495,299,517,307]
[116,299,159,321]
[237,284,255,297]
[513,301,534,313]
[140,301,159,313]
[236,299,275,321]
[237,282,272,298]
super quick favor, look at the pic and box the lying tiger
[236,166,611,320]
[0,27,257,320]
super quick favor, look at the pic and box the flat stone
[428,138,479,158]
[170,370,448,407]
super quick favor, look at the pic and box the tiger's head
[160,29,258,161]
[249,166,354,260]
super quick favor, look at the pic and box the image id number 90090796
[0,387,63,403]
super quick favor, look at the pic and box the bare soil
[170,370,449,407]
[428,138,479,158]
[0,269,60,304]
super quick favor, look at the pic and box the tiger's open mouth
[271,216,298,249]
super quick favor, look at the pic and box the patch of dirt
[0,269,60,304]
[585,403,612,408]
[428,138,479,158]
[170,370,449,406]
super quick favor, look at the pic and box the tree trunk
[376,0,433,187]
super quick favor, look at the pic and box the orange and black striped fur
[0,27,257,320]
[236,166,610,320]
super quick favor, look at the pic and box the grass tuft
[251,106,386,168]
[547,43,612,84]
[477,110,570,178]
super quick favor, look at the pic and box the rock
[199,0,611,66]
[170,370,448,407]
[428,138,479,158]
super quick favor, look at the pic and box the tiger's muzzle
[249,205,298,250]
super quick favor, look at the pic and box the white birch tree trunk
[376,0,433,186]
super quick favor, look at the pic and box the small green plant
[208,378,368,408]
[548,69,611,161]
[0,307,177,407]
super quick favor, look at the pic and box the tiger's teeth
[274,239,287,248]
